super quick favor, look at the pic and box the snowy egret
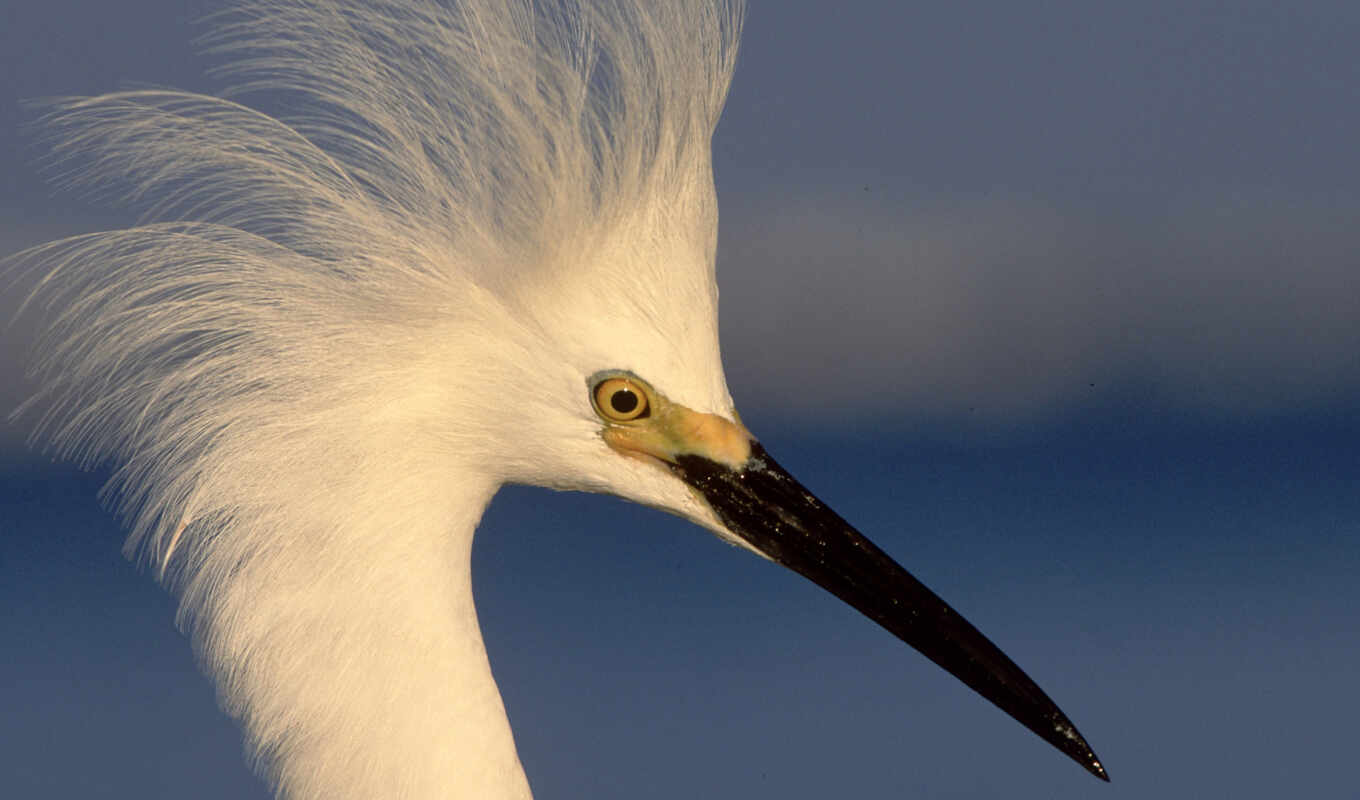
[11,0,1107,797]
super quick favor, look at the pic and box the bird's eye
[593,377,650,422]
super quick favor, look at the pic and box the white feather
[10,1,743,797]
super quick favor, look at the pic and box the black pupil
[610,389,639,415]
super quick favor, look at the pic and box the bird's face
[463,199,747,536]
[575,369,759,548]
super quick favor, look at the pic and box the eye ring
[592,376,650,422]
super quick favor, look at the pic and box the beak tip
[1087,749,1110,782]
[1062,731,1110,782]
[1048,715,1109,781]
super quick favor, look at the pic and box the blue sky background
[3,1,1359,798]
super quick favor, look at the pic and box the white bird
[10,1,1106,797]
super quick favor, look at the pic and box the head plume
[12,0,744,574]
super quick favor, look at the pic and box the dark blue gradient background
[4,1,1360,798]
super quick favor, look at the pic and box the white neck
[192,472,532,800]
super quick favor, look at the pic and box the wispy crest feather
[15,0,741,565]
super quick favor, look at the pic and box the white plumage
[19,3,739,797]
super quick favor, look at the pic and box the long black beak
[668,442,1109,782]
